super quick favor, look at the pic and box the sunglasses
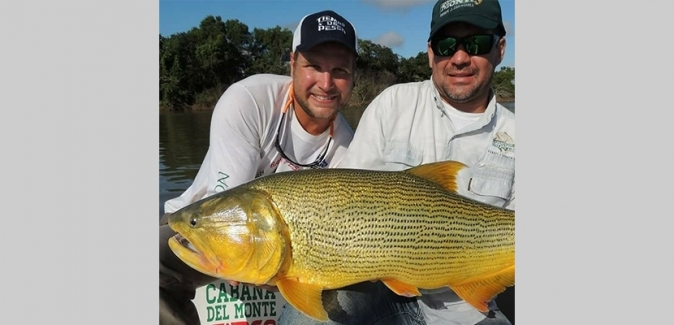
[430,34,499,57]
[274,98,333,169]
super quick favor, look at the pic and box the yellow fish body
[167,161,515,321]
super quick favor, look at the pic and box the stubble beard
[435,68,494,104]
[292,80,343,120]
[295,94,342,120]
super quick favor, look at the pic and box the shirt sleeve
[337,92,388,170]
[164,83,264,213]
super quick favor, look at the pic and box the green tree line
[160,15,515,112]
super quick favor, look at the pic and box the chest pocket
[468,148,515,201]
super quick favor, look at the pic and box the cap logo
[439,0,482,16]
[316,15,347,35]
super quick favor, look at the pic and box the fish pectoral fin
[381,279,422,297]
[405,160,467,193]
[449,265,515,313]
[276,278,328,321]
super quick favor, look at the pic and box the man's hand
[160,212,172,226]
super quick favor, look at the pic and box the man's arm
[203,83,265,192]
[164,83,266,214]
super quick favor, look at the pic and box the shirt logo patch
[492,132,515,153]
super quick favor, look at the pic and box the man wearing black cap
[160,9,361,325]
[336,0,516,324]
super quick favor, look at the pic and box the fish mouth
[168,232,206,264]
[168,232,223,278]
[172,234,203,256]
[173,233,199,253]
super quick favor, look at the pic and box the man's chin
[308,106,341,119]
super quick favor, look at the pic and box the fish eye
[189,216,198,227]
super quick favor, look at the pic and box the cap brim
[295,37,359,57]
[429,15,501,40]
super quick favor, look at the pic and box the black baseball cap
[429,0,506,40]
[292,10,359,56]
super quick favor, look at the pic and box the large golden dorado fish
[167,160,515,321]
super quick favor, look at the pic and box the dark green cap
[428,0,506,40]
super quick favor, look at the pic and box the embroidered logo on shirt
[492,132,515,153]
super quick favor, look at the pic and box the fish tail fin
[405,160,468,193]
[450,265,515,312]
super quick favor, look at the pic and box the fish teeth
[187,242,197,252]
[176,233,199,253]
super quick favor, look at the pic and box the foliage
[160,16,515,111]
[492,66,515,101]
[398,52,432,83]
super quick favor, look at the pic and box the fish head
[167,188,288,285]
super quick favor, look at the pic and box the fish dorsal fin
[405,160,468,193]
[276,278,328,321]
[449,265,515,313]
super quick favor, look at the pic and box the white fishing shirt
[338,78,515,325]
[164,74,354,214]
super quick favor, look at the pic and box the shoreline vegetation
[160,15,515,113]
[159,98,515,112]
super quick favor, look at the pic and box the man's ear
[427,42,433,69]
[289,51,296,76]
[495,38,506,66]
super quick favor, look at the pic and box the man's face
[427,22,506,108]
[290,42,356,120]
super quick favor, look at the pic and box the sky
[160,0,515,68]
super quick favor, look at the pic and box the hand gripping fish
[167,160,515,321]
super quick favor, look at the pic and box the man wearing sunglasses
[279,1,515,325]
[159,9,359,325]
